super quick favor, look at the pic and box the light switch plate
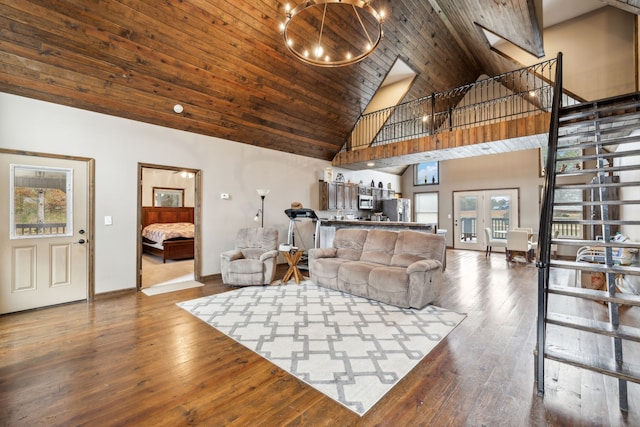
[104,215,113,225]
[220,193,230,200]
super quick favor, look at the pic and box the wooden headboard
[141,207,194,229]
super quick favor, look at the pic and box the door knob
[76,239,86,245]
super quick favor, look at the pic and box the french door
[0,151,92,314]
[453,189,519,251]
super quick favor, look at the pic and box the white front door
[453,189,519,251]
[0,152,90,314]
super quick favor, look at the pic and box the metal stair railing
[536,60,640,412]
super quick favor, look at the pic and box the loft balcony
[333,57,581,170]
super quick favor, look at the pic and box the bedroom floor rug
[142,280,202,296]
[177,281,465,415]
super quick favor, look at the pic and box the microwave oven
[358,194,373,210]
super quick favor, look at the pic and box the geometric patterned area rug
[177,281,465,416]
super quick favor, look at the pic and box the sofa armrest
[260,249,279,262]
[308,247,337,259]
[407,259,442,274]
[221,249,243,261]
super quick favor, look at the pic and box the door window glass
[10,165,73,239]
[459,195,478,242]
[489,194,511,239]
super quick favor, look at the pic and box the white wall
[495,6,636,100]
[402,149,545,248]
[142,168,195,207]
[0,92,332,293]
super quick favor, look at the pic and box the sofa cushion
[334,228,368,260]
[337,261,378,297]
[311,258,352,288]
[391,231,445,267]
[359,230,398,266]
[368,266,410,308]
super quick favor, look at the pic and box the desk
[281,250,304,284]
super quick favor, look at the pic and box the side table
[281,249,304,284]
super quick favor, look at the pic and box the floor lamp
[254,189,270,227]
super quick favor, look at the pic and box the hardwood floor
[1,250,638,426]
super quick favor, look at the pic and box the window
[414,192,438,225]
[414,161,439,185]
[10,164,73,239]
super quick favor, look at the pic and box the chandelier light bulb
[281,0,384,67]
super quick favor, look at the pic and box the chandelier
[280,0,385,67]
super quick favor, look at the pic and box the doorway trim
[0,148,96,301]
[137,163,202,291]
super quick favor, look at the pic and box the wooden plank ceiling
[0,1,637,169]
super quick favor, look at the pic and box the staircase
[536,83,640,411]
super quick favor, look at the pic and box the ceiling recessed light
[173,104,184,114]
[367,162,375,167]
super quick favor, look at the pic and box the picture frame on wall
[539,147,583,177]
[414,161,439,185]
[153,187,184,207]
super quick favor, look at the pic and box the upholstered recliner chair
[220,228,279,286]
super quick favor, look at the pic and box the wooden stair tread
[546,312,640,342]
[544,346,640,384]
[547,284,640,307]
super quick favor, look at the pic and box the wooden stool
[281,250,304,284]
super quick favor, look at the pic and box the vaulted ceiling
[0,1,638,167]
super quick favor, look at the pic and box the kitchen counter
[318,220,438,248]
[320,219,436,231]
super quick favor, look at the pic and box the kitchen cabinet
[320,181,338,210]
[320,181,393,211]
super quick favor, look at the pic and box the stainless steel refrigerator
[381,198,411,222]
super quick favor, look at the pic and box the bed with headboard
[141,206,194,263]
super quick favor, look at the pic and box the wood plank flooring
[1,250,639,426]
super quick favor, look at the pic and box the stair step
[544,345,640,384]
[560,108,640,125]
[547,284,640,306]
[547,239,640,249]
[554,199,640,207]
[555,180,640,190]
[546,312,640,342]
[560,92,640,120]
[558,121,640,140]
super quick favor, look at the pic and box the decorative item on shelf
[279,0,385,68]
[387,182,391,190]
[359,180,363,185]
[371,179,375,187]
[377,181,383,188]
[335,172,345,183]
[254,189,270,227]
[323,167,334,182]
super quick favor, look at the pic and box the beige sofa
[308,228,446,309]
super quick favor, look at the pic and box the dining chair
[506,230,533,262]
[484,227,507,257]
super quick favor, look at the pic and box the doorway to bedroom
[137,163,201,291]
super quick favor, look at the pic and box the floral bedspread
[142,222,194,243]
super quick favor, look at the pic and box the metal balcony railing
[345,58,581,151]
